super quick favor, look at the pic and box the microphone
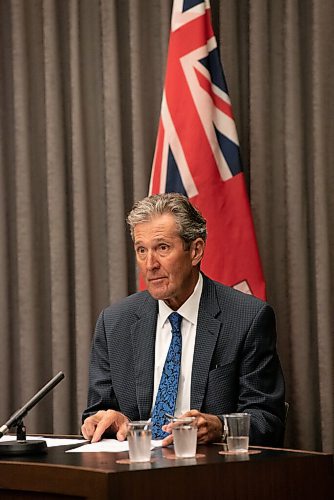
[0,371,65,455]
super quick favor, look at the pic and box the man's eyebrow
[134,236,173,246]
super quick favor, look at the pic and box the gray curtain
[0,0,333,452]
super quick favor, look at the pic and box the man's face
[133,213,204,310]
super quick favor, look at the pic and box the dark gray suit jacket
[83,275,285,446]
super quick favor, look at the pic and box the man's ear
[190,238,205,266]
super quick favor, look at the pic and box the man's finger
[81,418,99,440]
[82,424,95,440]
[183,409,200,418]
[81,424,89,440]
[162,423,173,434]
[91,417,112,443]
[116,421,128,441]
[162,433,174,447]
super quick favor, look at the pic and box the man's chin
[147,281,169,300]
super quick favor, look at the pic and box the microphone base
[0,439,47,456]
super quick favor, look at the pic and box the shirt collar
[157,273,203,328]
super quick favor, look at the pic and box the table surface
[0,438,326,468]
[0,438,333,500]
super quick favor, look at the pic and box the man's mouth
[148,276,167,282]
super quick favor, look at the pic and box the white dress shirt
[151,273,203,416]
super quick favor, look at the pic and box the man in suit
[82,193,285,446]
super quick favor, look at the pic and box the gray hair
[127,193,207,246]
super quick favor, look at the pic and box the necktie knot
[169,312,182,333]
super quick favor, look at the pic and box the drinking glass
[170,416,197,458]
[223,413,250,453]
[127,421,152,462]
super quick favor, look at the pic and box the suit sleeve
[82,310,121,422]
[236,303,286,446]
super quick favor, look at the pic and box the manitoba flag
[149,0,266,300]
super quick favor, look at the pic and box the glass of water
[170,416,197,458]
[223,413,250,453]
[127,421,152,462]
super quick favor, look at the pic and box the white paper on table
[66,438,163,453]
[0,435,86,448]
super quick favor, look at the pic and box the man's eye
[136,247,147,256]
[158,244,169,252]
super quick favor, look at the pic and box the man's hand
[81,410,129,443]
[161,409,223,447]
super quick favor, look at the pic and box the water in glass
[226,436,249,453]
[173,425,197,458]
[128,428,152,462]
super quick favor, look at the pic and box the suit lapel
[191,276,222,409]
[131,294,158,419]
[130,277,224,415]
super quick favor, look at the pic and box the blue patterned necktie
[151,312,183,439]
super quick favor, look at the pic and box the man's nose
[146,250,159,270]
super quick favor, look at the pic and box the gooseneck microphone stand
[0,371,65,455]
